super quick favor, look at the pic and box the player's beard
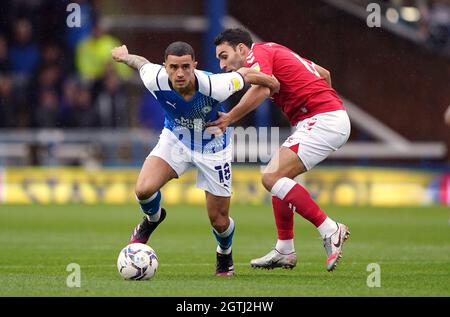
[231,58,245,72]
[223,54,244,72]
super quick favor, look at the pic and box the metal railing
[0,126,446,167]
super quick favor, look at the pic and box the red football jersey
[245,42,345,125]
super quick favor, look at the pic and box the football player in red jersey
[210,28,351,272]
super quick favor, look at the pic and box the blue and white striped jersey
[139,63,245,153]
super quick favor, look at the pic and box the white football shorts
[282,110,351,170]
[148,128,232,197]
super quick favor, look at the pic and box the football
[117,243,158,280]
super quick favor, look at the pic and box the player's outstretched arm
[237,67,280,96]
[111,45,150,70]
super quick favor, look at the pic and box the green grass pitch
[0,203,449,296]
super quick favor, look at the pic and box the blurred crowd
[356,0,450,52]
[1,0,448,131]
[0,0,165,130]
[417,0,450,51]
[392,0,450,51]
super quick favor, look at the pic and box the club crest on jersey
[202,106,212,114]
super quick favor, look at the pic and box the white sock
[214,218,234,255]
[146,207,161,222]
[214,218,235,238]
[317,217,338,238]
[271,177,296,199]
[217,245,232,255]
[137,192,161,222]
[275,239,295,254]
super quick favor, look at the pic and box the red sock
[272,196,294,240]
[271,177,327,227]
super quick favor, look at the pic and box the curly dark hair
[214,28,253,48]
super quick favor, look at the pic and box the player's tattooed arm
[237,67,280,96]
[111,45,150,70]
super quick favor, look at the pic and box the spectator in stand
[37,64,63,94]
[26,63,63,122]
[0,34,11,72]
[60,77,79,127]
[9,18,40,80]
[0,73,20,127]
[422,0,450,50]
[95,70,129,127]
[66,84,99,127]
[34,89,61,128]
[75,22,132,82]
[39,42,65,71]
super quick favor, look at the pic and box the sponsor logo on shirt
[231,78,241,92]
[174,117,204,132]
[166,101,177,108]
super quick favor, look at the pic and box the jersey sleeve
[246,45,273,75]
[139,62,164,92]
[209,71,245,102]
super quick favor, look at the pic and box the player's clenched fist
[111,45,129,63]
